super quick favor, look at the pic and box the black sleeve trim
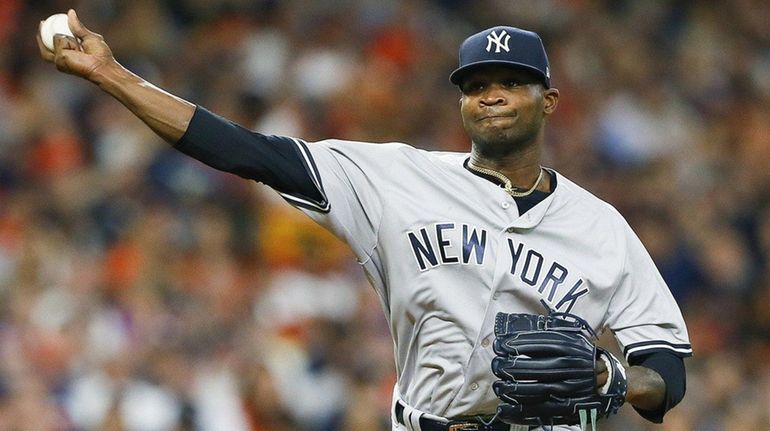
[276,138,330,213]
[628,351,687,424]
[624,340,692,360]
[174,106,329,212]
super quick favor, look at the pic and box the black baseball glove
[491,312,627,430]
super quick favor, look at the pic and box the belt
[394,400,512,431]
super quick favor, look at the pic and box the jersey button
[470,382,479,391]
[492,292,500,300]
[501,202,510,209]
[481,338,490,348]
[506,227,515,233]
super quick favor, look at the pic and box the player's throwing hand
[37,9,116,81]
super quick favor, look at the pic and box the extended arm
[37,9,194,143]
[37,10,326,208]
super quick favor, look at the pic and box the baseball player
[39,10,691,431]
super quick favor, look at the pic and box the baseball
[40,13,75,51]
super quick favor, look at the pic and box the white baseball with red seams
[40,13,74,51]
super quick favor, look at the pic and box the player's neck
[469,144,544,192]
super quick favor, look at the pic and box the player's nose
[479,85,507,106]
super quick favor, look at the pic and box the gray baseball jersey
[278,138,691,429]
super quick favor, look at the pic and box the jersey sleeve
[174,105,400,268]
[281,139,403,264]
[604,216,693,361]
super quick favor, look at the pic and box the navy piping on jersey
[278,138,330,213]
[174,106,329,212]
[624,340,693,360]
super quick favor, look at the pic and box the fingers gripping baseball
[38,10,116,81]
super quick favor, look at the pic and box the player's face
[459,66,558,155]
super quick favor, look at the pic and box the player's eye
[462,81,485,94]
[504,79,519,88]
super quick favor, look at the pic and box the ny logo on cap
[486,30,511,53]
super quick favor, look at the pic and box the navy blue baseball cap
[450,26,551,88]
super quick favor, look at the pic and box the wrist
[92,61,136,92]
[625,366,666,410]
[597,352,623,395]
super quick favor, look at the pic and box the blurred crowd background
[1,0,769,430]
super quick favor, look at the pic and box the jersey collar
[462,157,558,228]
[508,182,557,229]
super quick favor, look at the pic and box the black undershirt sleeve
[173,105,326,208]
[627,350,687,423]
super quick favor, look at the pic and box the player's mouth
[477,109,516,121]
[478,114,516,122]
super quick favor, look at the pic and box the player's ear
[543,88,559,115]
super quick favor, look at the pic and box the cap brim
[449,60,549,87]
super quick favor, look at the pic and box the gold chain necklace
[467,160,544,198]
